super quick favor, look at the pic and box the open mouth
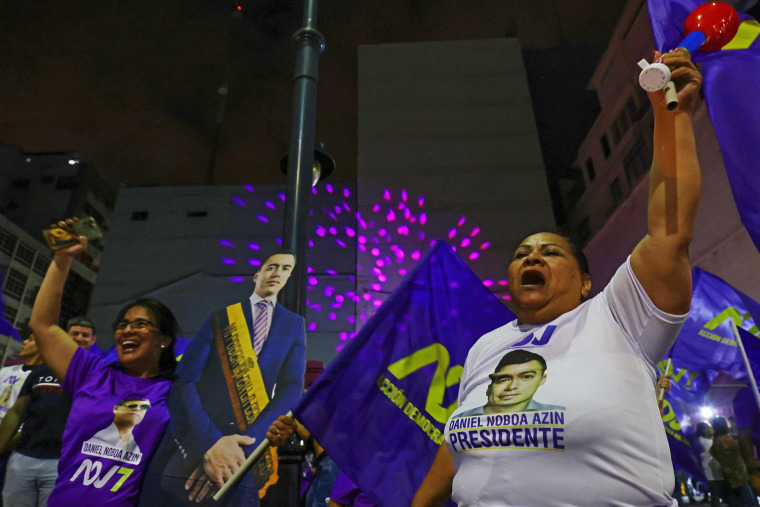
[120,340,140,353]
[520,271,546,287]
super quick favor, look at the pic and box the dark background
[0,0,629,200]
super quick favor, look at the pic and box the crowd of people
[0,48,757,507]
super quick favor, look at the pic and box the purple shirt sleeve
[63,347,104,395]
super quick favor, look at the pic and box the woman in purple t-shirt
[29,224,179,506]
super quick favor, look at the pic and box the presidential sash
[211,302,278,499]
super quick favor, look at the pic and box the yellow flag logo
[722,19,760,50]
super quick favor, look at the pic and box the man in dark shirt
[0,334,73,506]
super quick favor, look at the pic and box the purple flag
[0,270,21,343]
[669,267,760,378]
[659,267,760,477]
[734,327,760,443]
[647,0,760,251]
[294,241,514,506]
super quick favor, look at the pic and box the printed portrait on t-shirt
[0,386,12,408]
[81,398,151,465]
[458,350,564,417]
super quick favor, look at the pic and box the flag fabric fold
[669,268,760,378]
[733,326,760,442]
[294,241,514,506]
[660,267,760,475]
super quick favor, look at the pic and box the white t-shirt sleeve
[603,256,688,365]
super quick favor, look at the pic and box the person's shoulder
[27,363,52,376]
[0,363,22,373]
[274,303,304,322]
[469,320,519,354]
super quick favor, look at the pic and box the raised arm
[28,230,84,381]
[631,49,703,315]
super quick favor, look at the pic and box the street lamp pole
[281,0,325,317]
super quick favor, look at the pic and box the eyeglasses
[112,319,157,332]
[123,403,151,410]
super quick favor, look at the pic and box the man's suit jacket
[171,300,306,458]
[140,300,305,505]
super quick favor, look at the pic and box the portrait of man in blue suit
[140,251,306,506]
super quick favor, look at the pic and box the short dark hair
[114,298,179,376]
[560,235,590,278]
[491,350,547,379]
[117,398,150,406]
[257,250,297,272]
[67,316,95,334]
[696,421,712,437]
[711,416,729,437]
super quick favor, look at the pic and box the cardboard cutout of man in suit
[140,252,306,506]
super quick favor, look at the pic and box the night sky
[0,0,627,189]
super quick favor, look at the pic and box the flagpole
[658,357,672,402]
[729,320,760,413]
[212,410,294,502]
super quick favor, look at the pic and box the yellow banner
[215,303,278,499]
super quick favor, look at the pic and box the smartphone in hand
[42,217,103,250]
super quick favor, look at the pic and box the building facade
[0,143,114,351]
[560,0,760,302]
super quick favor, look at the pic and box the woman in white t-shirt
[413,49,703,507]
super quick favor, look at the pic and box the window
[610,177,623,207]
[610,122,622,145]
[626,96,638,121]
[611,101,633,145]
[131,211,149,221]
[624,140,651,189]
[23,286,39,306]
[2,304,16,324]
[0,229,17,256]
[187,211,208,218]
[33,255,49,276]
[15,242,35,268]
[578,218,592,247]
[3,268,27,300]
[585,158,596,182]
[601,134,611,159]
